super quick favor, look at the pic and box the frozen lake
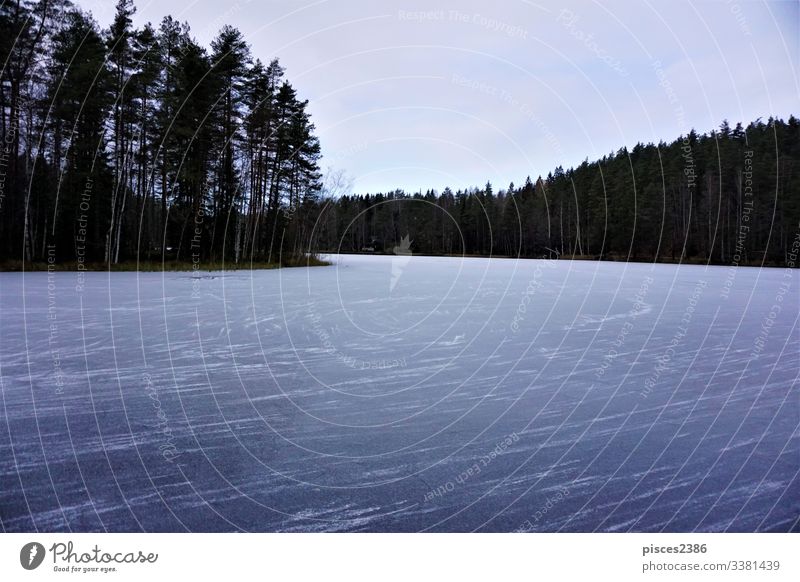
[1,255,798,532]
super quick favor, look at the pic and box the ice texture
[1,255,797,532]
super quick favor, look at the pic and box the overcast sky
[77,0,798,194]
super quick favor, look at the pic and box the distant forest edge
[324,115,799,267]
[1,1,798,270]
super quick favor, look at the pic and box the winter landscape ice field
[0,254,798,532]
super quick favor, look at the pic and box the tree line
[312,118,799,266]
[2,1,798,269]
[1,0,321,267]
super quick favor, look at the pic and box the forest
[314,118,799,266]
[1,0,798,268]
[1,0,322,267]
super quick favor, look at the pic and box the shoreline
[319,251,789,269]
[0,256,331,273]
[1,253,792,272]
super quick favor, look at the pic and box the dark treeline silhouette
[2,3,798,270]
[314,117,799,265]
[1,0,321,266]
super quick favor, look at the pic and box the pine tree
[106,0,136,263]
[48,7,112,262]
[209,25,250,260]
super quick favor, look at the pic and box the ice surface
[1,255,798,532]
